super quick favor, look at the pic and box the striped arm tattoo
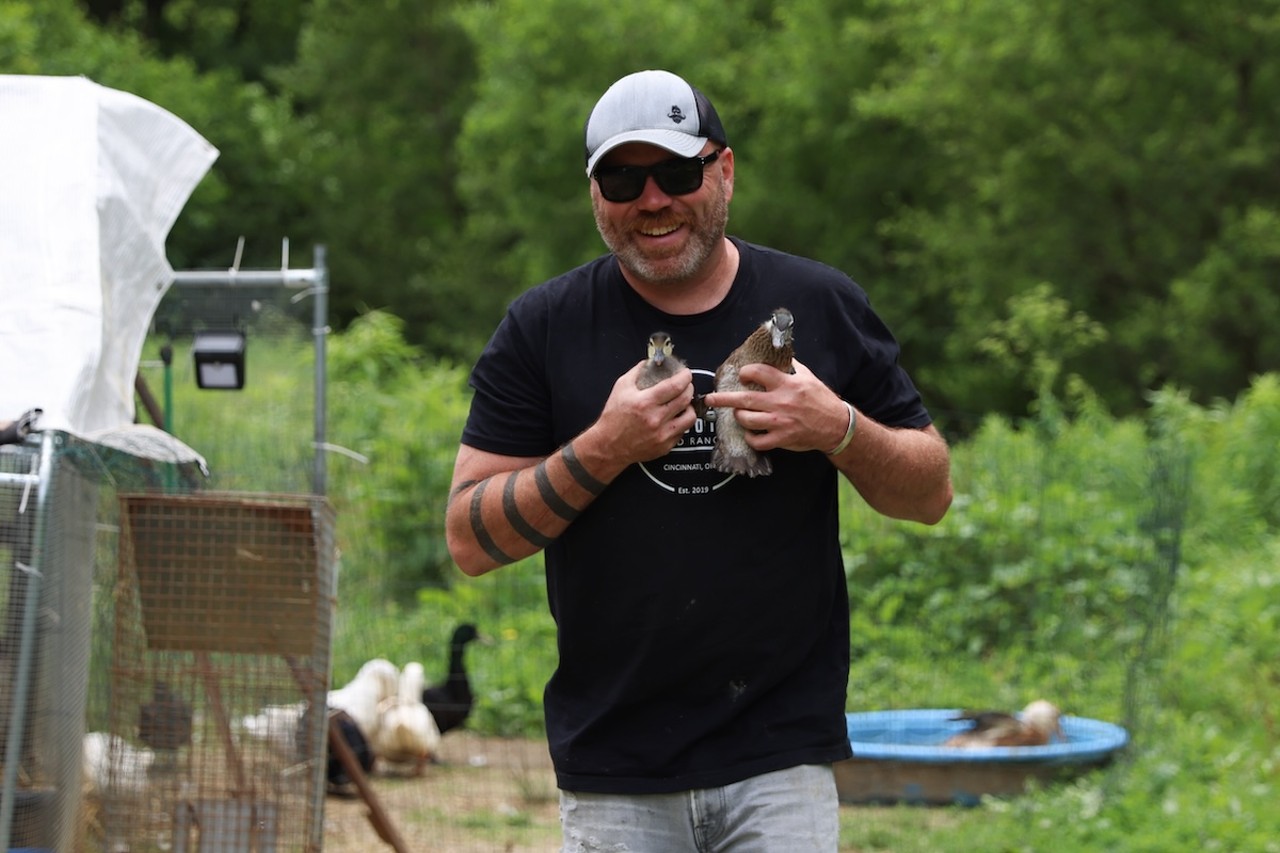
[561,440,607,496]
[460,442,608,564]
[502,471,556,548]
[468,478,516,566]
[534,460,581,522]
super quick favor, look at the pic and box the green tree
[79,0,310,84]
[1167,205,1280,393]
[857,0,1280,419]
[276,0,482,357]
[728,0,937,339]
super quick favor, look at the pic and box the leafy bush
[1195,373,1280,536]
[845,408,1162,658]
[326,310,473,596]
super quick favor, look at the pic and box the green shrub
[326,310,473,596]
[845,409,1161,658]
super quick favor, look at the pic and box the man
[446,69,952,851]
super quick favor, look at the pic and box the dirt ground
[321,731,563,852]
[319,735,949,853]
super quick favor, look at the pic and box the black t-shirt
[461,238,932,793]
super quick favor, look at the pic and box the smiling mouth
[639,222,681,237]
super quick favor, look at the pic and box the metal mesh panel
[147,278,321,496]
[120,494,326,656]
[1,434,100,851]
[0,434,336,852]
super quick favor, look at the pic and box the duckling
[637,331,686,389]
[710,308,795,477]
[944,699,1064,748]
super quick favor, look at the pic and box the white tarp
[0,75,218,434]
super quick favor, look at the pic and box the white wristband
[825,400,857,456]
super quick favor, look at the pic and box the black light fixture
[192,329,246,390]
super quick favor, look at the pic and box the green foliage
[325,310,473,596]
[845,368,1280,679]
[1199,373,1280,530]
[0,0,43,73]
[855,0,1280,419]
[108,0,309,84]
[846,408,1157,658]
[841,377,1280,851]
[1168,206,1280,396]
[977,282,1108,419]
[277,0,485,356]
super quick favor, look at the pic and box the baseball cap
[584,70,728,176]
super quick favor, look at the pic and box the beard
[592,173,730,286]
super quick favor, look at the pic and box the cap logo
[667,105,686,124]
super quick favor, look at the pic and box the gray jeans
[559,764,838,852]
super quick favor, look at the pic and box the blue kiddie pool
[834,709,1129,806]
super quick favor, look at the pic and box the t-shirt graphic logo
[637,367,735,495]
[668,106,686,124]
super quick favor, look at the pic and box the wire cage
[0,431,337,852]
[96,491,336,852]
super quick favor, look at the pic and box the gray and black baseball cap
[584,70,728,176]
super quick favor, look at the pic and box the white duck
[236,701,307,755]
[83,732,155,795]
[371,661,441,775]
[328,658,399,741]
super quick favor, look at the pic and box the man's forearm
[447,440,611,575]
[829,419,953,525]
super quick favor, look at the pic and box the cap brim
[586,129,708,176]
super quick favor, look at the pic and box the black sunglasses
[592,151,720,203]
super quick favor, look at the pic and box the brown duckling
[709,308,795,478]
[943,700,1064,748]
